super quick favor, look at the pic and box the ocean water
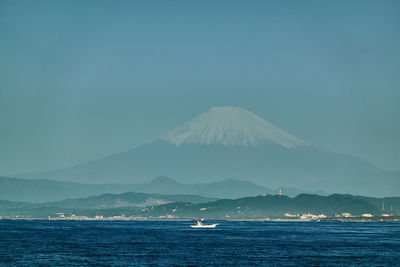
[0,221,399,266]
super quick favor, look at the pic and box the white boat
[190,220,219,228]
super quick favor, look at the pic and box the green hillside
[1,193,398,219]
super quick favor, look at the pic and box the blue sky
[1,0,399,174]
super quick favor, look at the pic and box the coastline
[1,216,399,222]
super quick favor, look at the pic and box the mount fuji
[19,106,399,196]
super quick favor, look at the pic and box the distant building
[300,213,326,220]
[362,214,374,217]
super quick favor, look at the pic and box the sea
[0,220,399,266]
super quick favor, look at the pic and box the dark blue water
[0,221,399,266]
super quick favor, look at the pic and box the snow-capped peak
[160,106,307,148]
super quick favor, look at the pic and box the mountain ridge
[2,176,318,202]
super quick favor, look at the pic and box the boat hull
[190,223,218,228]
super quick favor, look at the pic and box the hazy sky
[1,0,399,174]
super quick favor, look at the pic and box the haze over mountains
[1,176,323,203]
[17,107,399,197]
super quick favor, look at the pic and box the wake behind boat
[190,220,219,228]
